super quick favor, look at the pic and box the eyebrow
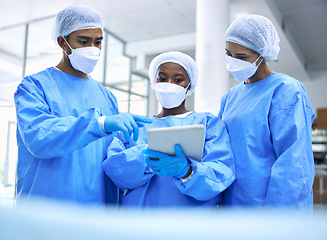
[225,48,248,56]
[76,36,103,41]
[158,72,167,76]
[158,72,185,77]
[174,73,185,77]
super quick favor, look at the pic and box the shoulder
[224,83,242,96]
[270,73,311,113]
[271,73,308,101]
[20,68,56,85]
[29,67,56,79]
[193,112,225,128]
[94,80,118,103]
[220,83,243,104]
[219,83,242,115]
[17,68,54,91]
[272,73,304,92]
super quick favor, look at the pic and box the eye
[174,78,183,84]
[237,56,248,60]
[79,40,88,45]
[225,52,232,57]
[95,40,102,46]
[157,77,166,82]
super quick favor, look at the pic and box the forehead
[69,28,103,38]
[225,41,253,54]
[158,62,187,74]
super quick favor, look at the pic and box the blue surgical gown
[103,112,235,208]
[14,67,119,206]
[218,73,315,210]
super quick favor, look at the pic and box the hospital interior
[0,0,327,239]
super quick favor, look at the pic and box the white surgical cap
[224,15,280,60]
[148,51,198,95]
[52,5,104,43]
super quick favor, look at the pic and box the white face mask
[226,55,263,82]
[63,38,101,74]
[152,82,189,109]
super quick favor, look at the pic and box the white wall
[303,70,327,113]
[125,0,326,116]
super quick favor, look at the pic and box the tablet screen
[147,124,205,161]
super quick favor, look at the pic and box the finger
[113,121,130,138]
[132,114,153,123]
[145,155,160,169]
[133,123,139,142]
[144,154,151,166]
[120,125,130,141]
[123,120,134,140]
[142,150,159,160]
[125,114,139,142]
[136,122,144,127]
[143,149,167,159]
[174,144,184,157]
[142,148,152,156]
[152,169,163,176]
[146,159,162,169]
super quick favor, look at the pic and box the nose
[88,41,101,50]
[167,78,175,84]
[88,42,96,47]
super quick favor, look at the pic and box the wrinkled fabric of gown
[14,67,119,206]
[219,72,315,210]
[103,112,235,208]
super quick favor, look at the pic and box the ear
[57,36,67,51]
[258,56,266,66]
[186,81,191,93]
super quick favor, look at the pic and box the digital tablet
[147,124,205,161]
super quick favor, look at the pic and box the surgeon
[103,51,235,208]
[219,15,315,210]
[14,5,151,206]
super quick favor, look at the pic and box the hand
[104,113,152,141]
[142,144,190,178]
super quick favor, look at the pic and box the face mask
[152,82,190,109]
[63,38,101,74]
[226,55,263,82]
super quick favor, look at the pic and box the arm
[218,93,228,119]
[266,98,315,208]
[14,77,112,159]
[103,133,154,190]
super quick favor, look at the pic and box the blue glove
[142,144,190,178]
[104,113,152,141]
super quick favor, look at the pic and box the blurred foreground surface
[1,198,327,240]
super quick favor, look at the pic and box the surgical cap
[148,51,198,95]
[224,15,280,60]
[52,5,104,43]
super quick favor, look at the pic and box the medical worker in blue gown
[103,51,235,208]
[218,15,315,210]
[14,6,151,206]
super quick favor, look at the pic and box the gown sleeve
[266,94,315,208]
[103,133,154,190]
[104,115,235,202]
[218,92,228,119]
[173,116,236,201]
[14,76,111,159]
